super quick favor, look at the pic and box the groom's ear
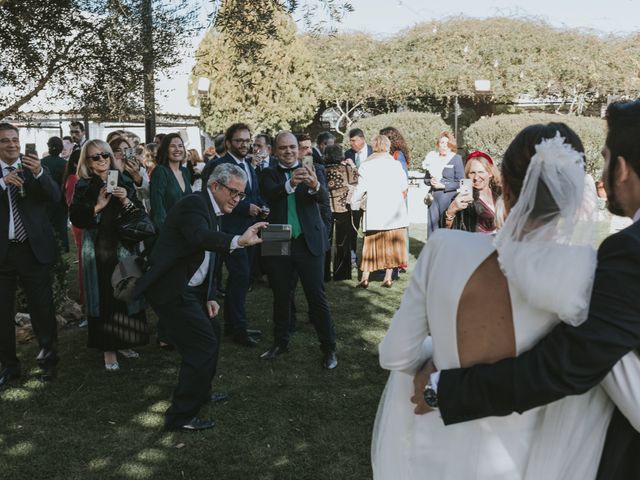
[616,156,632,184]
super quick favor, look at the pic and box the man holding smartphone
[0,123,61,387]
[259,131,338,369]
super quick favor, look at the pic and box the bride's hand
[411,358,437,414]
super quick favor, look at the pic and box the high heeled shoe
[105,362,120,371]
[381,279,393,288]
[356,279,369,289]
[118,349,139,358]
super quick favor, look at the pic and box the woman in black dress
[70,140,149,371]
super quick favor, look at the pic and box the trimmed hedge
[346,112,450,169]
[464,113,606,176]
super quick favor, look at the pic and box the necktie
[238,161,251,189]
[285,172,302,239]
[6,166,27,242]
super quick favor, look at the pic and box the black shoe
[246,329,262,338]
[40,367,57,382]
[322,352,338,370]
[232,332,259,347]
[210,392,229,403]
[167,417,215,432]
[260,344,289,360]
[0,367,20,388]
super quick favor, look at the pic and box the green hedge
[346,112,450,169]
[464,113,606,176]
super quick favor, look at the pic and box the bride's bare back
[457,252,515,368]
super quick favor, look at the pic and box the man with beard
[414,101,640,480]
[200,123,266,347]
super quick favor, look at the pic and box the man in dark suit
[69,121,86,152]
[259,131,338,369]
[312,131,335,165]
[344,128,372,266]
[134,163,265,431]
[413,100,640,480]
[41,136,69,253]
[0,123,61,386]
[201,123,266,347]
[344,128,373,168]
[253,133,276,173]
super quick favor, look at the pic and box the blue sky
[158,0,640,114]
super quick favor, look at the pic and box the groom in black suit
[134,163,265,431]
[0,123,61,386]
[415,100,640,480]
[259,131,338,369]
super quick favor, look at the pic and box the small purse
[111,254,145,302]
[116,203,156,244]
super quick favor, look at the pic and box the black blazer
[133,191,235,305]
[259,165,329,257]
[0,164,60,264]
[344,145,373,166]
[438,220,640,479]
[200,153,264,235]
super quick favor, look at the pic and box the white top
[422,151,455,181]
[373,229,640,480]
[350,152,408,231]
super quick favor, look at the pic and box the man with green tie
[258,131,338,369]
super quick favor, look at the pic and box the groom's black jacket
[438,220,640,480]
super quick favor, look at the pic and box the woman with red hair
[441,151,502,233]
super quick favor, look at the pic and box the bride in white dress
[372,124,640,480]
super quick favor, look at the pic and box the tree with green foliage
[191,2,319,133]
[0,0,199,121]
[464,113,607,176]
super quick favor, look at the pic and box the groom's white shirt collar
[633,209,640,223]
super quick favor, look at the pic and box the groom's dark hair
[606,100,640,178]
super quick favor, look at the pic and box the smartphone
[106,170,119,193]
[459,178,473,197]
[302,155,314,170]
[124,147,136,162]
[25,143,37,157]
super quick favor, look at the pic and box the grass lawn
[1,225,427,480]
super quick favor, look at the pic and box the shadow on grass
[0,225,429,480]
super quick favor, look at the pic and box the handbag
[116,203,156,244]
[111,254,145,302]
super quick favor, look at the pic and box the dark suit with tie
[0,161,61,375]
[201,153,264,336]
[344,145,372,256]
[437,220,640,480]
[133,190,235,429]
[259,164,337,353]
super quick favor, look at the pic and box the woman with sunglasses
[70,140,149,371]
[149,133,191,229]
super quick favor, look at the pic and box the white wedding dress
[372,229,640,480]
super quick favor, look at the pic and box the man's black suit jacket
[438,220,640,479]
[133,191,234,306]
[0,164,60,264]
[345,145,373,167]
[259,165,329,257]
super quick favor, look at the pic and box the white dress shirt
[229,152,251,188]
[188,189,241,287]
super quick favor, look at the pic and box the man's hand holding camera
[21,153,42,177]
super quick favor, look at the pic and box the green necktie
[286,172,302,238]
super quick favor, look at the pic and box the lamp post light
[197,77,211,99]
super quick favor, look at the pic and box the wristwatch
[423,380,439,409]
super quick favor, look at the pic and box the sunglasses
[88,152,111,162]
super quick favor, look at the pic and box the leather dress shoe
[210,392,229,403]
[0,367,21,388]
[246,329,262,338]
[232,332,259,347]
[260,345,289,360]
[166,417,215,432]
[322,352,338,370]
[40,366,57,382]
